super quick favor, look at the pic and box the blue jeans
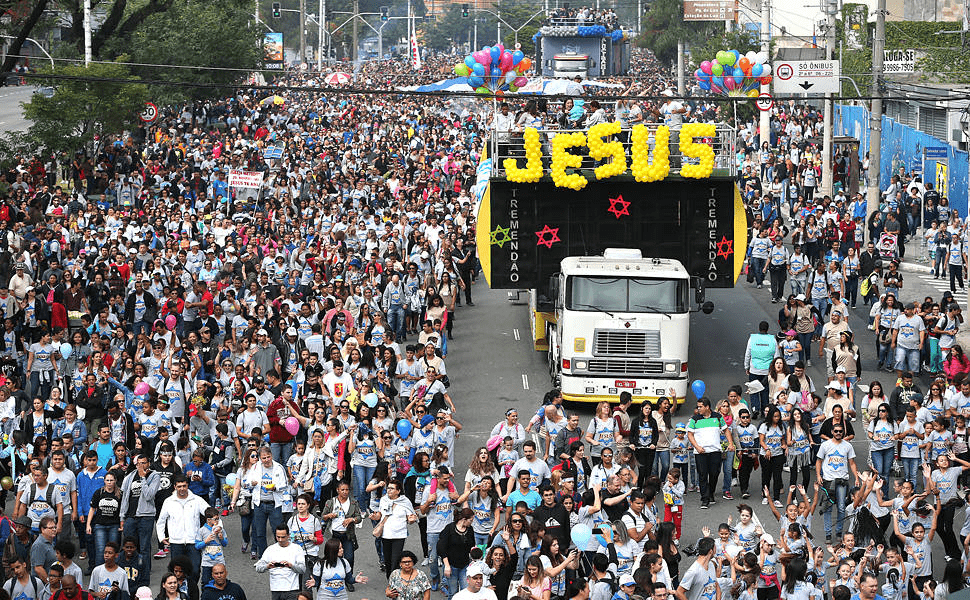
[240,505,254,546]
[653,450,670,481]
[331,531,355,582]
[870,447,894,497]
[798,332,813,363]
[895,346,920,373]
[252,502,283,557]
[812,298,828,337]
[170,543,201,596]
[271,441,294,465]
[427,531,442,583]
[747,373,767,416]
[445,565,466,600]
[750,257,766,285]
[822,480,848,538]
[474,532,491,546]
[352,465,376,511]
[901,457,920,491]
[387,305,405,342]
[133,320,152,338]
[92,523,121,567]
[124,516,155,581]
[721,450,735,493]
[878,339,893,368]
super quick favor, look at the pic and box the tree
[637,0,720,66]
[17,62,148,157]
[0,0,51,76]
[103,0,264,105]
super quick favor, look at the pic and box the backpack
[26,483,57,518]
[0,516,12,549]
[3,574,44,600]
[593,574,620,596]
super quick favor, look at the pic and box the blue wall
[835,104,969,218]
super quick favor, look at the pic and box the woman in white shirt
[375,480,417,579]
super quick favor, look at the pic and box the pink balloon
[495,43,505,56]
[724,76,736,90]
[499,51,514,73]
[700,60,712,75]
[284,417,300,435]
[134,382,150,396]
[165,315,177,330]
[513,76,527,87]
[475,50,491,67]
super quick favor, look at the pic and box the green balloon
[455,64,470,77]
[475,86,490,94]
[509,84,518,92]
[719,53,734,66]
[711,63,723,76]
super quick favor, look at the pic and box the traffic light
[380,6,388,20]
[461,3,469,17]
[271,2,281,18]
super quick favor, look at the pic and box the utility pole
[676,40,685,96]
[820,0,836,197]
[300,0,307,66]
[637,0,642,34]
[83,0,92,66]
[867,0,887,231]
[759,0,770,148]
[352,0,359,62]
[255,0,261,23]
[317,0,325,69]
[473,16,478,50]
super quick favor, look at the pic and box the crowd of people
[0,42,967,600]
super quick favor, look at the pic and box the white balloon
[762,64,772,75]
[505,71,516,83]
[745,51,758,63]
[756,51,769,64]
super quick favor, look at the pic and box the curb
[898,261,932,274]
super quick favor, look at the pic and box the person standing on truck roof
[744,321,777,419]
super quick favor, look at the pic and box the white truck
[539,249,713,408]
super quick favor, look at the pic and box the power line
[8,69,970,103]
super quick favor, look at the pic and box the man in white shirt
[452,563,498,600]
[255,524,306,600]
[155,474,210,598]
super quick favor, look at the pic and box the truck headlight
[575,360,587,370]
[665,363,676,372]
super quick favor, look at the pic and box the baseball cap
[785,329,796,336]
[826,381,843,392]
[467,563,487,577]
[135,587,154,600]
[761,534,776,545]
[286,327,297,336]
[256,328,268,336]
[619,575,636,587]
[253,375,265,384]
[836,366,847,373]
[675,422,687,432]
[904,301,916,310]
[794,294,806,301]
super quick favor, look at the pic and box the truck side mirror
[692,276,706,305]
[549,275,561,308]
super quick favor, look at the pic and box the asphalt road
[70,271,958,597]
[0,85,36,132]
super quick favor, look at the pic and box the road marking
[513,328,520,341]
[522,374,529,390]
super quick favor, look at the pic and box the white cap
[467,563,487,577]
[826,381,843,392]
[836,366,847,373]
[619,574,636,587]
[135,587,154,600]
[794,294,806,301]
[761,534,776,545]
[286,327,297,336]
[256,328,268,336]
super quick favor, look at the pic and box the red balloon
[761,76,772,85]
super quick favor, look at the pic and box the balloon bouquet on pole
[454,43,533,95]
[694,49,773,124]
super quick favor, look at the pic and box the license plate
[614,380,635,388]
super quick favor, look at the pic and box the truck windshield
[566,276,687,313]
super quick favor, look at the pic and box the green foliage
[100,0,264,105]
[637,0,720,66]
[15,62,148,158]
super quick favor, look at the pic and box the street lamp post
[472,7,546,48]
[0,35,55,70]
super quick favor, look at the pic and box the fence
[835,104,969,218]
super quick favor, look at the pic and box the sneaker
[431,582,439,592]
[773,499,783,508]
[700,503,709,509]
[723,492,734,500]
[806,360,812,367]
[422,558,430,566]
[153,549,169,560]
[221,509,230,517]
[467,302,476,306]
[251,551,257,561]
[241,544,248,554]
[741,491,750,499]
[762,497,769,505]
[825,536,832,544]
[79,551,87,561]
[757,284,763,289]
[347,583,355,593]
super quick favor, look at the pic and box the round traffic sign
[756,93,773,112]
[776,63,794,81]
[140,102,158,123]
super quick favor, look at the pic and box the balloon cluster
[577,25,608,36]
[504,127,543,183]
[609,30,625,42]
[551,132,588,191]
[454,44,531,94]
[679,123,716,179]
[587,122,627,180]
[695,49,772,98]
[630,125,670,183]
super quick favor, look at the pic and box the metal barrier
[490,123,737,177]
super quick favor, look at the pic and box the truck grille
[592,330,661,356]
[586,359,666,375]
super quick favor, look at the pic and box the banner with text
[264,32,284,70]
[228,170,265,189]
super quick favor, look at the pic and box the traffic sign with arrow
[773,60,840,95]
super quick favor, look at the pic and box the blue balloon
[468,75,484,87]
[490,66,502,78]
[464,55,476,69]
[731,49,741,63]
[751,63,763,77]
[499,83,509,91]
[733,66,744,78]
[712,76,724,87]
[512,50,524,66]
[472,63,485,77]
[699,80,711,90]
[490,45,501,63]
[396,419,413,439]
[225,473,238,486]
[691,380,706,398]
[571,523,592,548]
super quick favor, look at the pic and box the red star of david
[716,235,734,260]
[535,225,561,249]
[607,195,631,219]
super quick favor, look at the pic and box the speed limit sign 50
[756,93,773,112]
[140,102,158,123]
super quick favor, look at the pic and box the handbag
[236,497,251,516]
